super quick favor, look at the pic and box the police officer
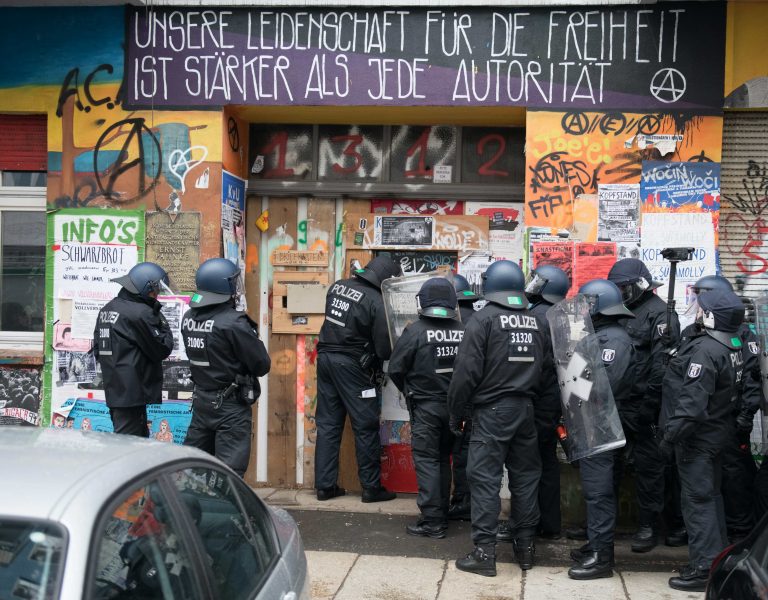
[181,258,270,477]
[686,275,762,541]
[389,278,465,538]
[94,262,174,437]
[526,264,570,540]
[659,288,745,592]
[449,260,553,576]
[315,255,401,503]
[607,258,678,552]
[568,280,635,580]
[448,274,480,521]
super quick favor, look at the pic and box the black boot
[361,486,396,503]
[448,497,471,521]
[512,537,535,570]
[631,524,658,553]
[565,525,588,540]
[456,544,497,577]
[568,549,614,580]
[406,521,447,539]
[664,526,688,547]
[569,542,591,563]
[316,485,346,501]
[496,520,514,542]
[668,567,709,592]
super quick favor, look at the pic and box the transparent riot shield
[546,295,626,462]
[753,293,768,455]
[381,270,454,347]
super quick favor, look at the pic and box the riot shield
[381,270,454,347]
[753,293,768,455]
[546,295,626,462]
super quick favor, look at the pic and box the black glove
[449,415,465,437]
[736,410,754,434]
[659,438,675,464]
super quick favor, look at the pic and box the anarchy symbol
[650,68,687,104]
[228,117,240,152]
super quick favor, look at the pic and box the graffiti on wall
[723,160,768,278]
[525,110,723,229]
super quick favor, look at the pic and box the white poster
[158,295,191,361]
[640,213,717,316]
[465,202,524,263]
[598,183,640,242]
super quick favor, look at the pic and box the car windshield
[0,518,66,599]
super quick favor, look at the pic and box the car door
[165,464,294,600]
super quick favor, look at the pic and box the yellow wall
[725,1,768,97]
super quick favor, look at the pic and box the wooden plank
[271,249,329,266]
[267,197,298,487]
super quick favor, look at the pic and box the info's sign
[125,4,725,110]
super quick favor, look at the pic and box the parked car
[0,427,308,600]
[706,511,768,599]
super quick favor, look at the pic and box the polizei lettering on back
[426,329,464,343]
[182,318,215,333]
[330,283,364,303]
[499,314,539,330]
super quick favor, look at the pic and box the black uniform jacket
[181,303,270,391]
[620,292,679,423]
[93,288,174,408]
[679,322,763,416]
[530,301,561,425]
[661,329,743,449]
[458,301,477,325]
[388,316,465,402]
[594,319,636,408]
[317,276,391,361]
[447,300,554,418]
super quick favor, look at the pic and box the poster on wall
[0,368,41,426]
[465,202,524,264]
[374,215,435,247]
[371,199,463,216]
[44,209,146,426]
[222,170,247,310]
[640,213,717,315]
[158,295,191,362]
[598,184,641,242]
[531,241,617,295]
[524,227,570,273]
[640,162,721,212]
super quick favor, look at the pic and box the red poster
[572,242,618,294]
[371,199,464,215]
[531,241,574,289]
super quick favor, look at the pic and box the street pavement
[259,488,704,600]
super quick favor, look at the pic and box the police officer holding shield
[181,258,270,477]
[449,260,554,576]
[684,275,762,541]
[94,262,174,437]
[447,274,480,521]
[659,288,745,592]
[607,258,679,552]
[314,255,401,503]
[568,280,635,580]
[389,278,465,538]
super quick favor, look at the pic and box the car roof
[0,427,218,521]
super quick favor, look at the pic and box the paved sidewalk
[255,488,704,600]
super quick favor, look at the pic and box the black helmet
[607,258,661,306]
[697,288,745,334]
[579,279,634,317]
[191,258,240,307]
[112,262,170,299]
[692,275,733,295]
[354,255,401,289]
[417,278,457,319]
[482,260,526,308]
[453,273,479,302]
[526,265,570,304]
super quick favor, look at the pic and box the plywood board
[271,249,328,266]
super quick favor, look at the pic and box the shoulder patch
[749,341,760,355]
[687,363,702,378]
[602,348,616,363]
[657,323,667,337]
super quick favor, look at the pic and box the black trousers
[580,450,620,551]
[536,421,561,534]
[468,400,541,545]
[721,439,758,536]
[677,445,727,570]
[754,458,768,518]
[411,400,454,526]
[664,461,685,531]
[624,428,665,524]
[315,353,382,491]
[451,420,471,502]
[184,388,252,477]
[109,406,149,438]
